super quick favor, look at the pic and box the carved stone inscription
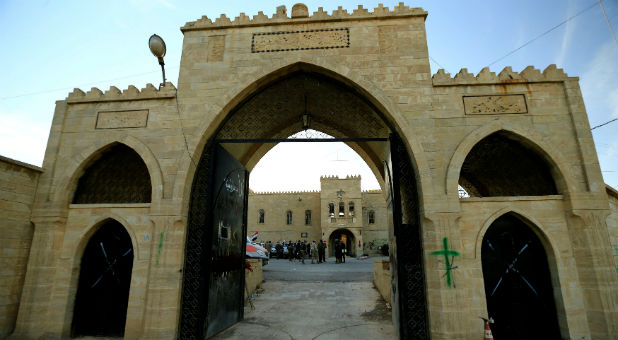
[96,110,148,129]
[252,28,349,53]
[463,95,527,114]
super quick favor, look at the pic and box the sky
[0,0,616,191]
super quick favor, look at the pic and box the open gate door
[385,134,430,340]
[204,144,249,338]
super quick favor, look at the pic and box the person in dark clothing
[317,239,325,263]
[334,239,342,264]
[341,241,346,263]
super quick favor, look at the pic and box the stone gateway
[1,3,617,340]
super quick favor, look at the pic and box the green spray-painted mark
[430,237,460,287]
[156,232,164,266]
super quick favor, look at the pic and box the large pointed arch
[446,121,575,197]
[173,60,432,206]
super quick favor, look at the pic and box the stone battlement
[251,190,320,195]
[66,82,176,104]
[432,64,574,86]
[181,3,427,32]
[320,175,361,180]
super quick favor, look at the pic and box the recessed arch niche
[458,131,558,197]
[71,219,134,337]
[481,213,561,339]
[72,143,152,204]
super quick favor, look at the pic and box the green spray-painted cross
[430,237,460,287]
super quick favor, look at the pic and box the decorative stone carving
[208,35,225,62]
[96,110,149,129]
[463,95,527,115]
[252,28,349,53]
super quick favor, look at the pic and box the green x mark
[430,237,460,287]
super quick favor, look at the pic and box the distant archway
[481,213,561,339]
[71,219,134,337]
[329,228,356,257]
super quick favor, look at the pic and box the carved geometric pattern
[72,144,151,203]
[179,146,212,340]
[216,72,389,140]
[459,132,557,197]
[96,110,149,129]
[463,95,527,115]
[393,136,429,339]
[252,28,350,53]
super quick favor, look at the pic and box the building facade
[248,175,389,256]
[1,3,617,339]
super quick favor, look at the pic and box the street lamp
[148,34,167,88]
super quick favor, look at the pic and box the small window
[348,202,355,215]
[286,210,293,225]
[368,210,375,224]
[305,210,312,225]
[339,202,345,216]
[258,209,265,224]
[328,202,335,217]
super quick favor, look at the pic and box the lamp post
[148,34,167,88]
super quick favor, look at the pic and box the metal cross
[431,237,460,287]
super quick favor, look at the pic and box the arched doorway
[329,228,356,257]
[180,65,427,340]
[71,219,134,338]
[481,214,561,339]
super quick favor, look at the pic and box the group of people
[268,239,347,264]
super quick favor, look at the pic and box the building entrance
[179,66,428,340]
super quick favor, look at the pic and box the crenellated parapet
[320,174,361,180]
[251,190,320,195]
[181,3,427,32]
[66,82,177,104]
[432,64,574,86]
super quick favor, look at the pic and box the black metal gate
[179,144,249,340]
[385,134,429,340]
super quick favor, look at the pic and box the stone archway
[481,213,562,339]
[328,228,356,257]
[179,65,428,340]
[71,219,134,338]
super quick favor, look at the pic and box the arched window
[258,209,265,224]
[338,202,345,216]
[73,144,151,203]
[72,220,134,337]
[459,132,557,197]
[348,202,355,215]
[328,202,335,217]
[286,210,292,225]
[368,210,375,224]
[305,210,312,225]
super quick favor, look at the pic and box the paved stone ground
[211,257,396,340]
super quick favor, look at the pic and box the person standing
[341,241,346,263]
[275,242,283,259]
[334,239,342,264]
[299,242,306,264]
[317,239,325,263]
[310,240,318,264]
[288,242,295,262]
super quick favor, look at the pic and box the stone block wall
[244,258,263,300]
[0,156,41,338]
[373,258,391,303]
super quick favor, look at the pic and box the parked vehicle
[246,242,269,266]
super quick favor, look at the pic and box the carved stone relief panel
[251,28,349,53]
[95,110,148,129]
[208,35,226,62]
[463,95,527,115]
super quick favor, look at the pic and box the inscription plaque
[463,95,527,115]
[96,110,148,129]
[252,28,349,53]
